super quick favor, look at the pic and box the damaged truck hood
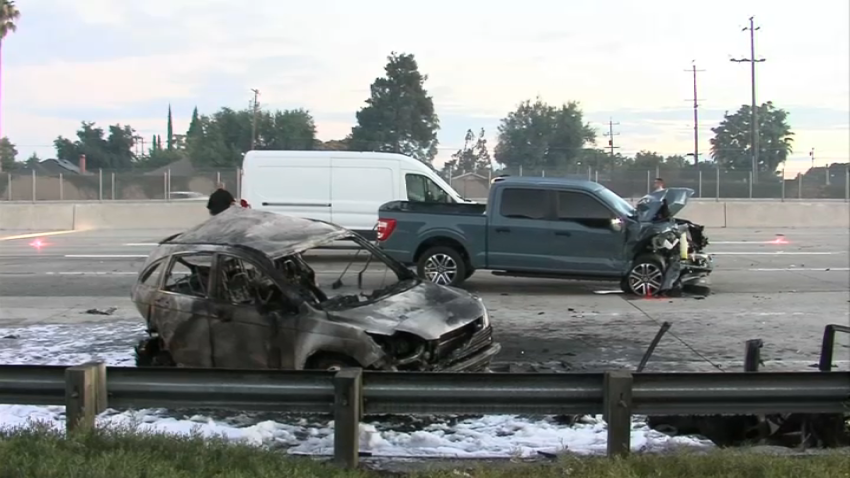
[327,281,485,341]
[635,187,695,222]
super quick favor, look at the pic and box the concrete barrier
[0,203,75,230]
[73,202,208,230]
[0,200,848,231]
[725,201,850,228]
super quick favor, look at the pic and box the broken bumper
[443,342,502,372]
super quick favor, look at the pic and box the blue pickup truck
[375,176,713,296]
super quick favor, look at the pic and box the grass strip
[0,423,847,478]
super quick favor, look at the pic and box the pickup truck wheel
[624,254,665,297]
[417,246,467,287]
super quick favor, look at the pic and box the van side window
[405,174,450,203]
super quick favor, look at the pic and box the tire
[623,254,666,297]
[305,353,360,371]
[135,338,175,367]
[416,246,468,287]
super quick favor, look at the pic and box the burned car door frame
[147,250,217,367]
[206,249,296,369]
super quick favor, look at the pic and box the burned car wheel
[135,337,175,367]
[417,246,467,287]
[624,254,665,297]
[305,353,360,371]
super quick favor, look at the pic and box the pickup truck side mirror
[610,217,624,232]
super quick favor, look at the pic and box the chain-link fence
[0,169,241,201]
[0,166,847,201]
[450,166,850,201]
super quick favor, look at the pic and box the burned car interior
[133,208,500,373]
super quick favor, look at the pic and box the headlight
[478,298,490,328]
[651,232,679,250]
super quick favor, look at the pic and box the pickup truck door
[545,190,627,275]
[486,187,554,271]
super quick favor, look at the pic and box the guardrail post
[333,368,362,469]
[744,339,763,372]
[82,361,108,413]
[65,364,99,433]
[603,371,633,457]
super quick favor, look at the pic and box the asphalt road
[1,227,848,372]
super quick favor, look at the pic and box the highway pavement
[1,227,848,372]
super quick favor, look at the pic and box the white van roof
[245,150,426,166]
[242,150,464,200]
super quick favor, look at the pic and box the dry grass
[0,423,847,478]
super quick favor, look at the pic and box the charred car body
[376,177,713,296]
[131,207,500,371]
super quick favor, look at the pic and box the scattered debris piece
[83,307,117,315]
[2,335,18,340]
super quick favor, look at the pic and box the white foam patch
[0,321,713,457]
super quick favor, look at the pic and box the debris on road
[83,307,117,315]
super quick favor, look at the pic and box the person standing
[653,177,666,192]
[207,182,236,216]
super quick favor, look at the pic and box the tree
[0,1,20,139]
[348,52,440,164]
[0,136,17,171]
[442,128,491,177]
[709,101,794,174]
[53,121,137,170]
[186,106,317,168]
[317,139,350,151]
[493,98,595,173]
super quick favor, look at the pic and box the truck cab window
[405,174,451,203]
[557,191,613,228]
[499,188,547,220]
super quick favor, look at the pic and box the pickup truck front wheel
[417,246,467,287]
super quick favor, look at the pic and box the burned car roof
[162,207,352,257]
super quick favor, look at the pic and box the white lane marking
[0,270,393,276]
[711,241,781,245]
[123,243,158,246]
[3,268,846,277]
[711,251,842,255]
[64,254,149,258]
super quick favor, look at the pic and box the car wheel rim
[424,253,458,285]
[628,263,663,296]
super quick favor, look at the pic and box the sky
[2,0,848,176]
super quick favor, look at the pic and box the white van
[240,150,469,240]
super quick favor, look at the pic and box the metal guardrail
[0,363,848,468]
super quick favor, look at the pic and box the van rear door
[250,155,332,222]
[330,157,397,237]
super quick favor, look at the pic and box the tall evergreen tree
[167,104,174,150]
[187,106,201,138]
[348,52,440,164]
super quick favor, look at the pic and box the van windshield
[424,172,464,202]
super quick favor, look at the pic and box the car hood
[635,187,694,222]
[326,281,485,341]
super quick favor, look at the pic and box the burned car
[131,207,501,372]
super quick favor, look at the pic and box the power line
[730,16,766,183]
[684,60,705,168]
[603,118,620,156]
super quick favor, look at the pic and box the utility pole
[250,89,260,150]
[604,118,620,156]
[731,16,766,183]
[684,61,705,167]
